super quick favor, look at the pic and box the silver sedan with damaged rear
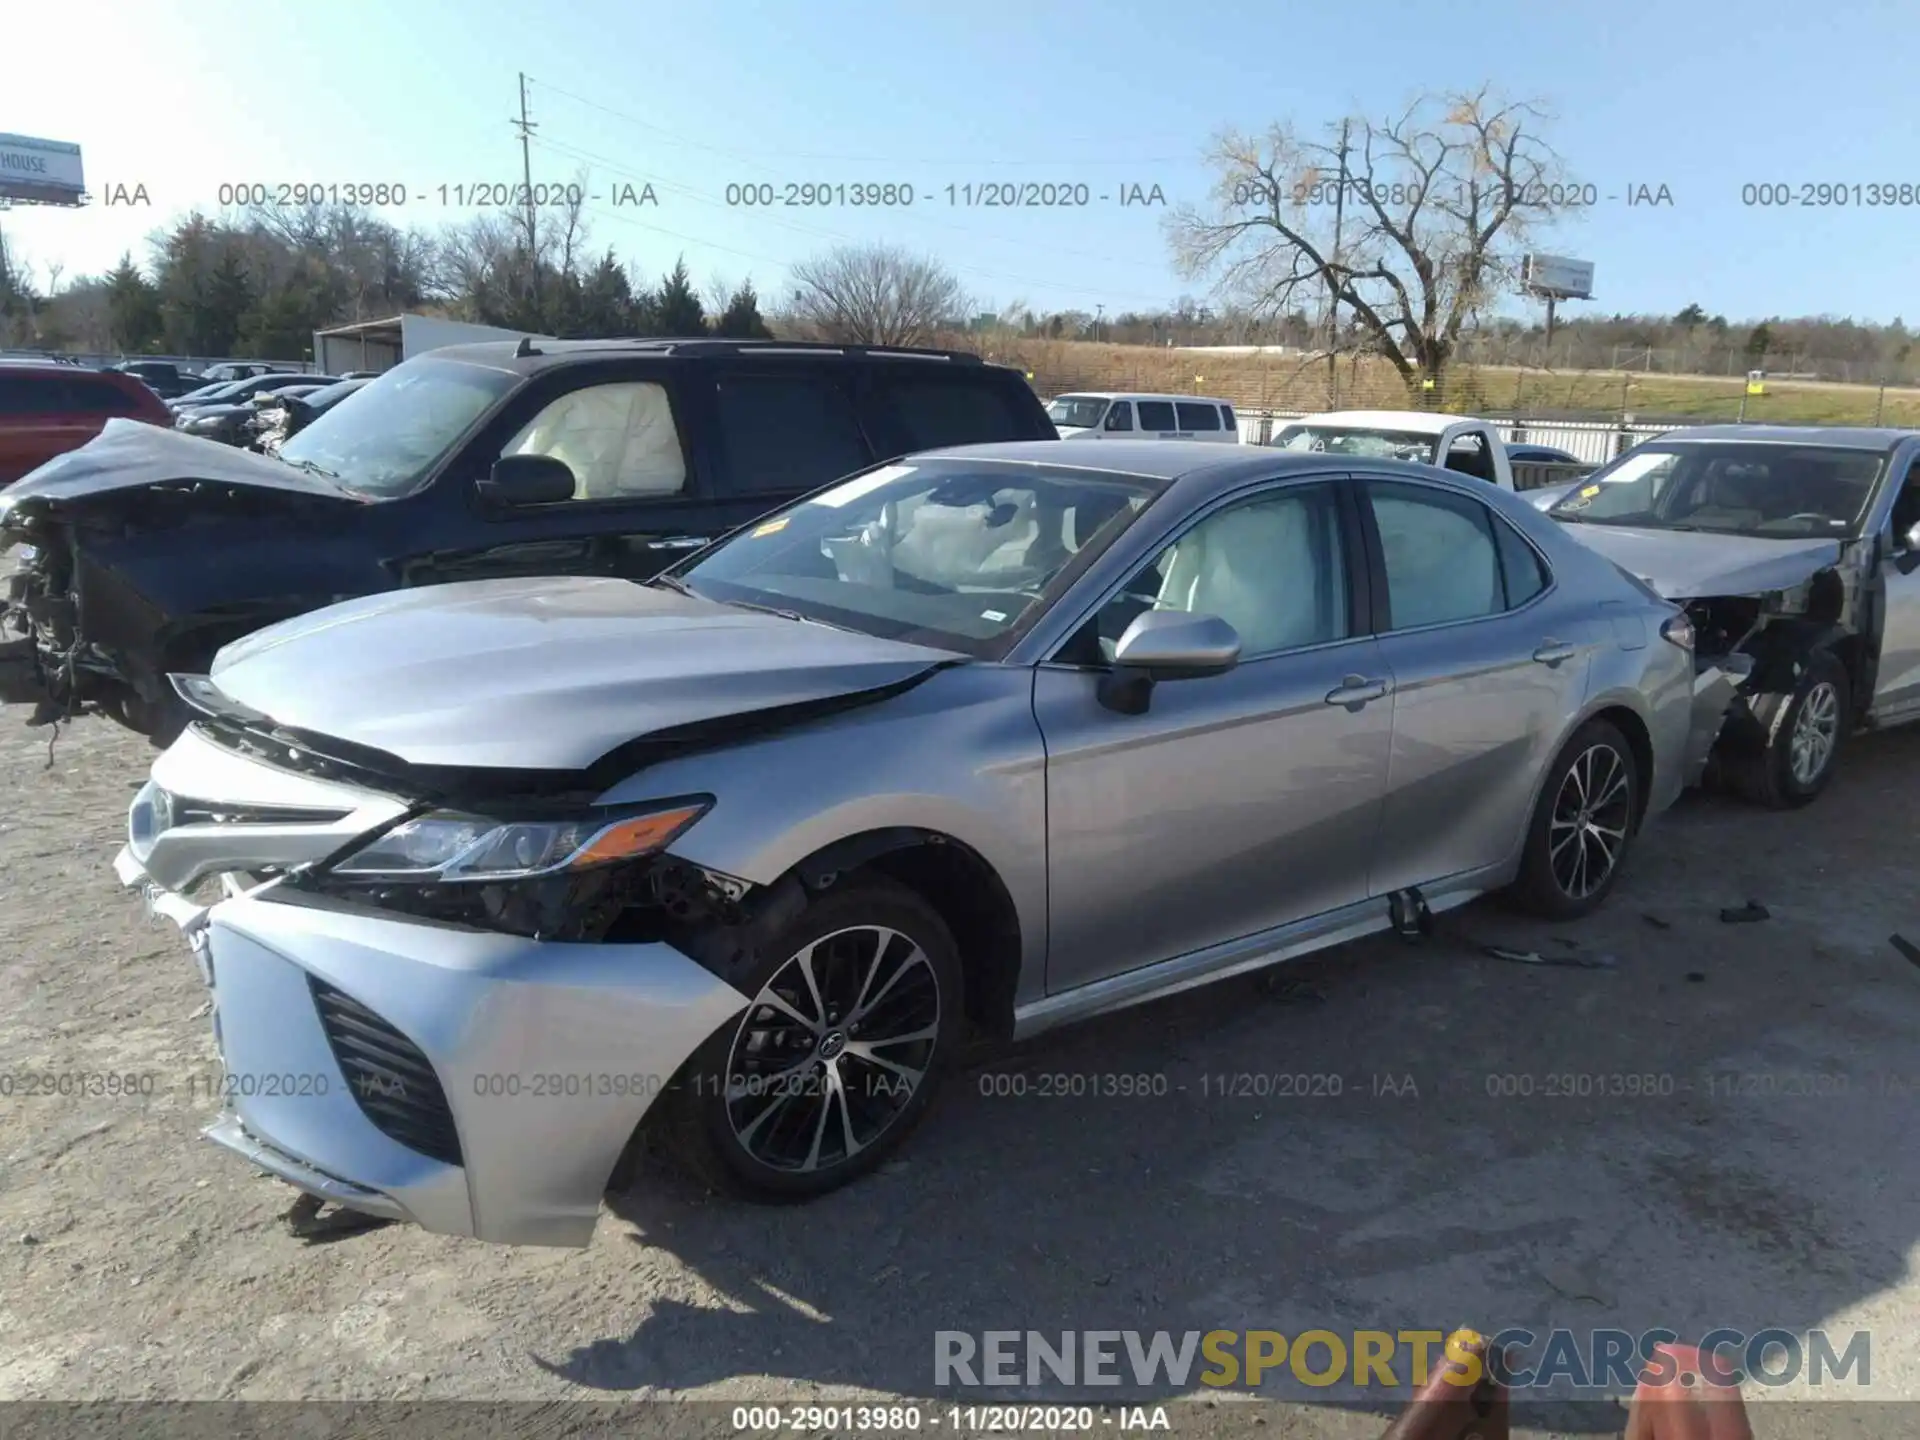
[116,440,1698,1247]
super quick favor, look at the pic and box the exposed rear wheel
[1507,718,1640,920]
[660,876,964,1201]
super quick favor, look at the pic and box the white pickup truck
[1270,409,1518,487]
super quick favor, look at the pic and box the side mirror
[1096,610,1241,714]
[478,453,576,507]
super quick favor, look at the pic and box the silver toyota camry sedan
[117,440,1698,1246]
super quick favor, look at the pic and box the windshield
[1047,395,1111,428]
[1274,425,1439,463]
[276,357,516,499]
[675,458,1162,658]
[1548,443,1886,537]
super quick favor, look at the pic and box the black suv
[0,338,1056,740]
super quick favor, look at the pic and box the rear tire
[1507,719,1641,920]
[1723,650,1847,810]
[659,875,964,1201]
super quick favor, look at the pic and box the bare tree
[1167,88,1577,395]
[787,243,967,347]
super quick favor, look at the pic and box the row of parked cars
[2,338,1916,1247]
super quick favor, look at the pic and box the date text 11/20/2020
[724,182,1167,208]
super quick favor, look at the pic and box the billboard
[0,134,86,206]
[1521,253,1594,300]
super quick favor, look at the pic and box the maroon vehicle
[0,363,171,488]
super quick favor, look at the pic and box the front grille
[309,978,463,1166]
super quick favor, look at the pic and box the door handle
[646,536,710,551]
[1325,675,1389,710]
[1532,640,1577,665]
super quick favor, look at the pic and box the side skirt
[1009,868,1504,1042]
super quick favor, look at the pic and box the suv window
[0,374,58,414]
[1136,400,1175,430]
[502,380,688,499]
[713,372,869,494]
[874,374,1027,451]
[1091,483,1348,660]
[1103,401,1134,432]
[1365,479,1504,629]
[1176,401,1221,432]
[67,377,141,415]
[1890,457,1920,541]
[1219,404,1236,432]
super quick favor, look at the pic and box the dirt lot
[3,704,1920,1437]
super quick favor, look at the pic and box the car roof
[420,337,1006,376]
[1052,391,1237,405]
[1292,410,1482,434]
[910,438,1338,488]
[1639,423,1918,452]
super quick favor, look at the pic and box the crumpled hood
[1558,523,1843,599]
[0,418,354,513]
[205,575,959,771]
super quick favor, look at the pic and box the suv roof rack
[527,337,985,363]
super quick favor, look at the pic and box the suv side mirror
[478,453,576,506]
[1096,610,1241,714]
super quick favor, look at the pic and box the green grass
[978,338,1920,427]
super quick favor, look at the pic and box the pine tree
[653,255,707,336]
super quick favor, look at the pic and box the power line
[527,77,1191,168]
[529,132,1181,308]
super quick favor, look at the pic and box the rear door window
[1136,400,1176,431]
[711,370,871,495]
[0,374,60,415]
[1176,402,1221,431]
[69,378,141,415]
[872,372,1032,451]
[1219,404,1237,432]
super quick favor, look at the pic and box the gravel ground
[2,704,1919,1438]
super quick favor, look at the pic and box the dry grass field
[975,338,1920,426]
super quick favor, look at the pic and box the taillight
[1659,612,1694,650]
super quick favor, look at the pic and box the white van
[1047,391,1242,443]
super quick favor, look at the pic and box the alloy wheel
[1548,743,1632,900]
[723,925,942,1173]
[1788,681,1840,788]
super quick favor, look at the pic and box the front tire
[1507,718,1641,920]
[1724,650,1847,810]
[661,876,964,1201]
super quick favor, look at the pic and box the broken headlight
[329,800,710,882]
[293,798,712,939]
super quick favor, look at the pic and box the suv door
[700,363,877,536]
[398,363,720,585]
[1356,476,1595,895]
[1033,477,1394,992]
[1874,448,1920,722]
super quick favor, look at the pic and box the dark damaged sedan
[0,339,1056,740]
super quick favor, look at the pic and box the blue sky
[4,0,1914,323]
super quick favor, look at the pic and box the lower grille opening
[309,978,463,1167]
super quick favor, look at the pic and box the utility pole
[1326,118,1351,406]
[513,73,540,314]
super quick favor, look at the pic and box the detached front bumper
[1685,652,1755,787]
[118,849,752,1248]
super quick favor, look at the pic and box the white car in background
[1048,392,1242,443]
